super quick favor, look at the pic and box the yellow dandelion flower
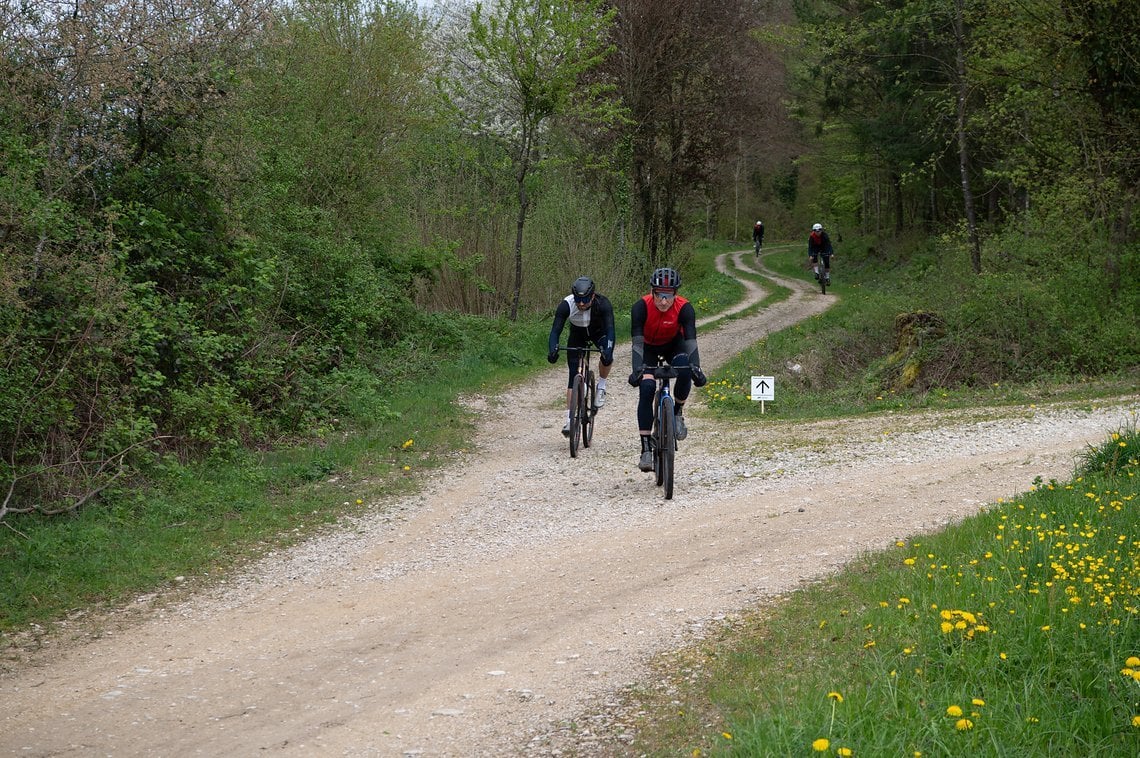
[838,748,853,757]
[941,622,954,634]
[402,438,414,448]
[972,698,986,707]
[904,558,916,566]
[828,691,844,702]
[355,498,363,505]
[403,465,411,471]
[1132,715,1140,728]
[1000,652,1008,660]
[946,705,963,717]
[722,732,732,740]
[812,738,830,752]
[956,718,974,731]
[1127,656,1140,668]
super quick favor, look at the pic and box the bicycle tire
[569,374,583,458]
[653,399,664,486]
[582,370,596,448]
[820,266,828,294]
[660,397,675,499]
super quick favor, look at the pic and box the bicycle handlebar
[636,362,693,381]
[558,346,602,353]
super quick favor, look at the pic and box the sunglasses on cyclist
[652,289,677,301]
[574,295,594,305]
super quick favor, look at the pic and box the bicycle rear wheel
[569,374,583,458]
[660,397,675,498]
[820,266,828,294]
[582,371,596,448]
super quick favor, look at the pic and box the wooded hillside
[1,0,1136,519]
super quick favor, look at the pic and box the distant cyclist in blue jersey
[628,267,707,471]
[548,276,615,437]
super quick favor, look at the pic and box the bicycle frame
[637,358,690,499]
[558,346,601,457]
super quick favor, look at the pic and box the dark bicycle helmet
[650,267,681,289]
[571,276,595,300]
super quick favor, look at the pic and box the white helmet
[812,223,823,231]
[756,220,762,224]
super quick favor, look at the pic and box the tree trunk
[733,146,742,242]
[510,177,528,321]
[892,171,904,235]
[953,0,982,274]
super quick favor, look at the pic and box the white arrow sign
[751,375,774,402]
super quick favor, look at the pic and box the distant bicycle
[558,345,600,458]
[754,238,762,257]
[638,356,691,499]
[810,256,833,294]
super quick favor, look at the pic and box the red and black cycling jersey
[631,294,700,373]
[636,293,690,345]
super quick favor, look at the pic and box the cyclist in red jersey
[627,267,707,472]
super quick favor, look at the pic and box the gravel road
[3,249,1137,757]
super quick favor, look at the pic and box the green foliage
[447,0,618,318]
[705,241,1138,424]
[0,309,552,631]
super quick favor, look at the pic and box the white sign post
[750,375,775,413]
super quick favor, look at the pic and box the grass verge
[625,424,1140,756]
[701,247,1138,422]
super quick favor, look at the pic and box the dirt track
[3,249,1137,757]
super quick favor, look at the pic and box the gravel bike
[558,346,600,458]
[814,255,832,294]
[638,357,691,499]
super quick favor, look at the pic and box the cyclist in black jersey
[548,276,615,437]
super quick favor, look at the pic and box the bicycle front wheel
[569,375,583,458]
[582,371,596,448]
[660,398,675,499]
[652,412,664,486]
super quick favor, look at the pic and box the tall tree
[605,0,752,263]
[445,0,616,320]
